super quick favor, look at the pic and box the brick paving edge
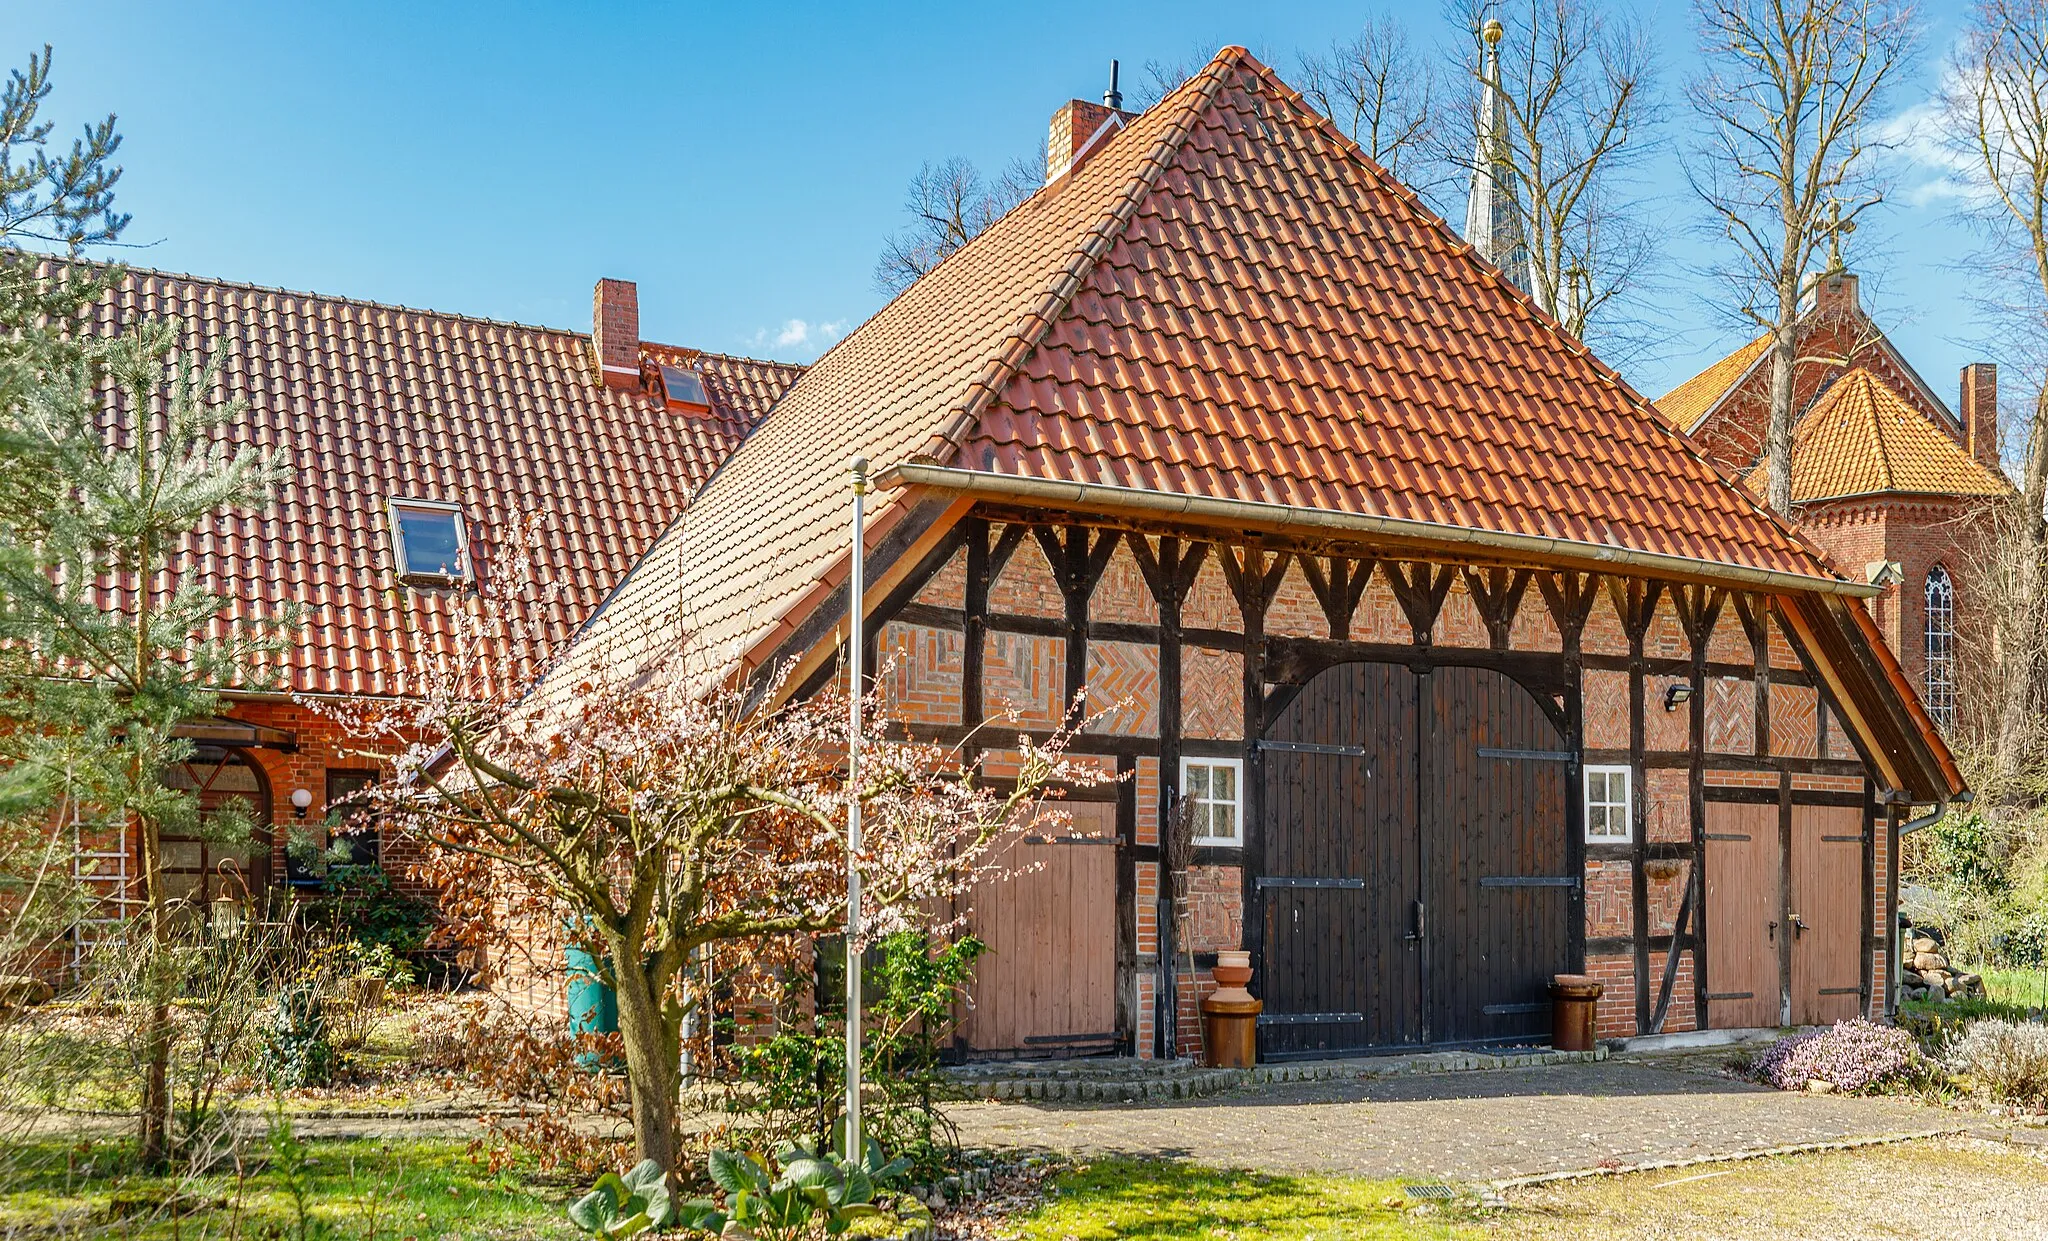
[1488,1125,1970,1194]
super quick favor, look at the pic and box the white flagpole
[844,455,869,1162]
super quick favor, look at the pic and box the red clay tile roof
[77,263,802,697]
[1658,334,1767,433]
[564,46,1841,687]
[1747,368,2011,504]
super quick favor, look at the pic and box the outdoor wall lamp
[290,787,314,819]
[1663,682,1695,712]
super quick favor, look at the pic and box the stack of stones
[1898,928,1987,1004]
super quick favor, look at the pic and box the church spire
[1463,20,1538,304]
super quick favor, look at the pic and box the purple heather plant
[1751,1019,1919,1093]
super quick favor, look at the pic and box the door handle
[1768,919,1777,943]
[1404,899,1426,942]
[1791,913,1809,937]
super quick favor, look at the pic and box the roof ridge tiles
[30,252,800,374]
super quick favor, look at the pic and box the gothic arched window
[1924,566,1957,732]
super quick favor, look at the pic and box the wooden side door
[1258,661,1422,1054]
[1423,665,1574,1046]
[958,802,1117,1054]
[1704,802,1781,1029]
[1791,805,1865,1026]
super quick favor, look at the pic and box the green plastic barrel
[565,945,617,1070]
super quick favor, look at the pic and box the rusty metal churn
[1202,950,1262,1067]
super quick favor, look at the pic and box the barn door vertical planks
[1791,805,1865,1026]
[1256,659,1572,1054]
[1424,665,1574,1045]
[1703,802,1781,1030]
[1257,661,1421,1054]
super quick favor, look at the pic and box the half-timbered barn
[560,47,1965,1058]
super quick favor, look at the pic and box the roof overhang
[173,715,298,752]
[877,463,1880,599]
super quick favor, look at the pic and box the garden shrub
[1949,1018,2048,1108]
[726,932,983,1181]
[261,983,337,1089]
[1750,1019,1920,1093]
[1898,994,2036,1056]
[411,994,633,1175]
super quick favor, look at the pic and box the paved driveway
[945,1057,1963,1182]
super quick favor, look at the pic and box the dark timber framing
[851,504,1882,1057]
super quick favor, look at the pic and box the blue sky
[8,0,1988,401]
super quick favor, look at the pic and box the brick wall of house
[1799,495,1990,702]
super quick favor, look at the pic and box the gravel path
[946,1057,1965,1182]
[1500,1134,2048,1240]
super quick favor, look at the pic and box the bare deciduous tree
[1448,1,1659,353]
[334,538,1095,1174]
[1688,0,1917,514]
[1937,0,2048,794]
[1129,46,1217,112]
[873,154,1041,294]
[1296,17,1442,187]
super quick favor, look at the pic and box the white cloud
[1880,95,1984,208]
[747,317,849,356]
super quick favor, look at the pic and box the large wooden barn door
[1704,803,1782,1029]
[1257,661,1570,1053]
[1258,662,1422,1054]
[959,803,1117,1055]
[1791,805,1864,1026]
[1423,666,1574,1045]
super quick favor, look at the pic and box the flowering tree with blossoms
[321,530,1095,1173]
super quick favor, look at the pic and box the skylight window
[659,365,710,411]
[388,498,469,583]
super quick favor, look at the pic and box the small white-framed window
[388,498,470,583]
[1584,764,1633,843]
[1180,756,1244,846]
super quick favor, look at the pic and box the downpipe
[1888,790,1969,1017]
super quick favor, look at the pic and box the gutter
[877,463,1882,599]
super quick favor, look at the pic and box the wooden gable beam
[1537,570,1603,649]
[1463,566,1533,650]
[1300,556,1376,640]
[1383,560,1457,645]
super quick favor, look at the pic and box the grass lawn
[0,1136,579,1239]
[1982,965,2048,1010]
[1011,1159,1487,1239]
[8,1134,2044,1240]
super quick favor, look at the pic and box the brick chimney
[1046,61,1136,182]
[1047,102,1121,181]
[1810,269,1860,318]
[1961,362,2000,468]
[592,278,639,391]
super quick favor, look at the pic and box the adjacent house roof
[1658,334,1767,433]
[80,264,803,697]
[1657,285,1969,472]
[564,46,1847,693]
[1748,368,2011,505]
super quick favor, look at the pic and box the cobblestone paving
[945,1057,1963,1182]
